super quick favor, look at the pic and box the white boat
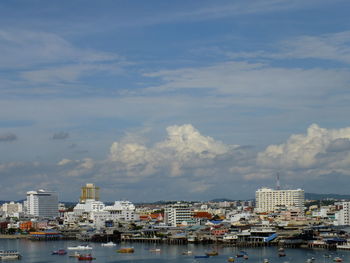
[67,245,92,250]
[101,241,116,247]
[0,250,22,260]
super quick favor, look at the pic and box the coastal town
[1,183,350,253]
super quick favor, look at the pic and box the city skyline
[1,0,350,201]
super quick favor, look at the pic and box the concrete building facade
[255,187,304,213]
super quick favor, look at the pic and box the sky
[1,0,350,202]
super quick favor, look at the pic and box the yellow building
[80,183,100,203]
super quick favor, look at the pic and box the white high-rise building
[338,202,350,225]
[164,202,193,227]
[26,189,59,218]
[255,187,304,213]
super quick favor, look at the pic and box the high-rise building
[255,187,304,213]
[26,189,58,218]
[80,183,100,203]
[164,202,193,227]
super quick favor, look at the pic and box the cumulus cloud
[257,124,350,169]
[0,132,17,142]
[52,131,69,140]
[109,124,236,178]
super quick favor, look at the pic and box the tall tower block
[80,183,100,203]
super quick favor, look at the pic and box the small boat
[101,241,116,247]
[0,250,22,260]
[228,257,235,262]
[278,247,285,252]
[149,248,161,252]
[278,252,286,257]
[182,250,193,255]
[194,255,209,258]
[263,259,269,263]
[236,251,247,257]
[69,251,81,258]
[78,254,95,261]
[334,257,343,262]
[67,245,92,250]
[206,251,218,256]
[117,247,134,253]
[243,254,248,260]
[52,249,67,255]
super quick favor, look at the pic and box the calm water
[0,239,349,263]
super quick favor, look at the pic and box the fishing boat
[149,248,161,252]
[236,251,246,257]
[78,254,95,261]
[182,250,192,255]
[278,251,286,257]
[206,251,218,256]
[194,255,209,258]
[101,241,116,247]
[117,247,134,253]
[263,259,269,263]
[334,257,343,262]
[67,245,92,250]
[52,249,67,255]
[0,250,22,260]
[228,256,235,262]
[243,254,248,260]
[69,251,81,258]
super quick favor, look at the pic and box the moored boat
[69,251,81,258]
[334,257,343,262]
[101,241,116,247]
[78,254,95,261]
[52,249,67,255]
[206,251,218,256]
[194,255,209,258]
[149,248,161,252]
[67,245,92,250]
[117,247,134,253]
[0,250,21,260]
[228,256,235,262]
[182,250,192,255]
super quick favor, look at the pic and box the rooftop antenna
[276,172,281,190]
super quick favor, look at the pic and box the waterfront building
[164,202,194,227]
[26,190,59,218]
[338,202,350,225]
[105,201,139,222]
[1,201,23,217]
[80,183,100,203]
[255,187,304,213]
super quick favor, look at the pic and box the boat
[52,249,67,255]
[243,254,248,260]
[206,251,218,256]
[149,248,161,252]
[194,255,209,258]
[182,250,192,255]
[101,241,116,247]
[69,251,81,258]
[228,257,235,262]
[0,251,22,260]
[78,254,95,261]
[278,247,285,252]
[278,252,286,257]
[263,259,269,263]
[334,257,343,262]
[117,247,134,253]
[67,245,92,250]
[236,251,247,257]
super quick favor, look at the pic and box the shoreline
[0,234,28,239]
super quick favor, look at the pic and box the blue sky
[1,0,350,202]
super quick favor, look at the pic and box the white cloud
[108,124,235,178]
[257,124,350,168]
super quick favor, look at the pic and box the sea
[0,239,349,263]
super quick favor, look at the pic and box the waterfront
[1,239,350,263]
